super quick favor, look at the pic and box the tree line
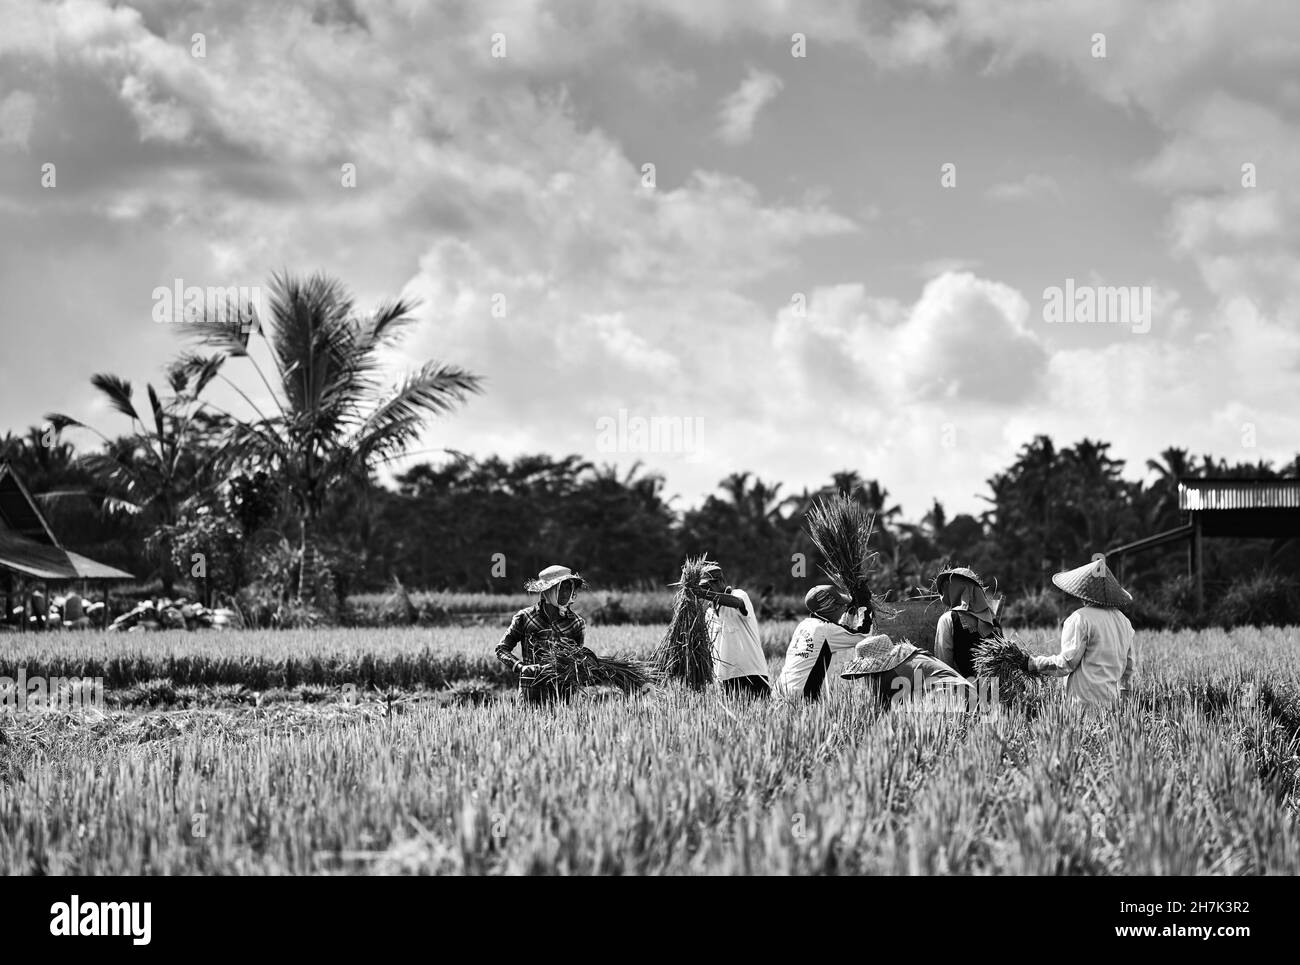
[3,272,1297,615]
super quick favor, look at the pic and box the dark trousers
[721,675,771,699]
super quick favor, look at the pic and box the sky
[1,0,1298,519]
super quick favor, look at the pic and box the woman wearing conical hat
[1025,557,1137,706]
[933,566,1002,681]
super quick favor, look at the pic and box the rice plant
[805,492,892,625]
[1,625,1298,875]
[652,555,716,690]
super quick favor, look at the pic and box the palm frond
[171,353,226,399]
[44,413,84,433]
[350,363,484,467]
[180,297,255,356]
[366,296,420,344]
[90,373,140,422]
[146,383,167,439]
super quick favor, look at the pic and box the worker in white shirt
[1024,557,1137,706]
[692,563,770,698]
[778,585,885,701]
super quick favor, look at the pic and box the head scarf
[941,573,996,632]
[542,579,578,615]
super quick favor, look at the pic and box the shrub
[1216,571,1300,628]
[1004,589,1063,628]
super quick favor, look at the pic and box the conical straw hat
[1051,558,1132,608]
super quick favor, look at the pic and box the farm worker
[27,583,48,631]
[1023,558,1136,706]
[691,562,770,698]
[933,566,1003,680]
[840,635,972,711]
[777,585,890,701]
[496,564,588,704]
[62,589,89,629]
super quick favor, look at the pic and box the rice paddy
[0,623,1297,874]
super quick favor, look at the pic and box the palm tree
[47,360,225,594]
[189,272,483,602]
[1144,446,1193,530]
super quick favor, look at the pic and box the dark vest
[951,616,994,679]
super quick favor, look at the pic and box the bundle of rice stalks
[972,634,1036,705]
[805,492,886,615]
[531,640,657,700]
[443,678,500,707]
[652,555,716,690]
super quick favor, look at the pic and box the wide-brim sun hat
[936,566,984,596]
[1051,558,1132,608]
[524,564,587,593]
[840,633,909,679]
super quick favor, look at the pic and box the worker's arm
[495,613,526,671]
[819,623,867,653]
[934,611,954,666]
[693,587,748,616]
[1119,630,1137,694]
[1029,612,1088,677]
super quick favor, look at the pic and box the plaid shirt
[496,603,587,671]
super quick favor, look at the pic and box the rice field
[0,624,1297,875]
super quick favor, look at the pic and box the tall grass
[1,626,1297,874]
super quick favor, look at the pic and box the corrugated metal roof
[1178,479,1300,511]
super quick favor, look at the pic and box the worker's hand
[518,663,544,677]
[735,600,748,616]
[1019,652,1034,675]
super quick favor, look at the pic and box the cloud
[631,61,697,100]
[985,173,1060,203]
[774,272,1044,407]
[0,90,36,150]
[716,67,783,145]
[917,257,982,278]
[5,0,1300,521]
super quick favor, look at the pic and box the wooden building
[0,461,134,627]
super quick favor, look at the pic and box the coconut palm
[188,271,483,603]
[47,359,226,594]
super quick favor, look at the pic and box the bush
[1216,571,1300,628]
[1004,589,1063,628]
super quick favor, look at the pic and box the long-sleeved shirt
[495,603,586,671]
[705,588,769,683]
[1029,605,1136,706]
